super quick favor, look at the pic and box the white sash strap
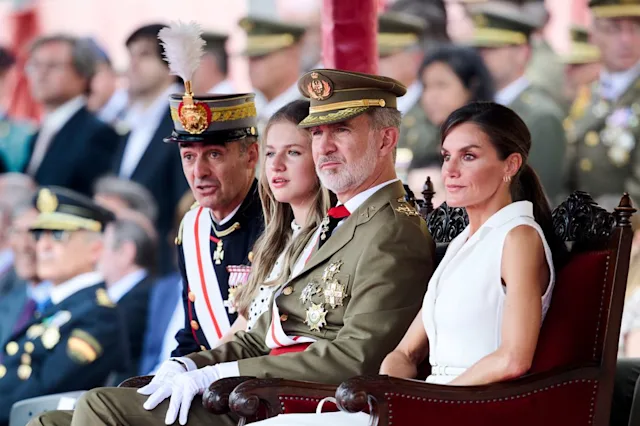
[182,207,231,345]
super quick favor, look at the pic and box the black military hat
[562,25,601,65]
[238,16,306,57]
[297,69,407,128]
[30,187,115,233]
[165,93,259,144]
[589,0,640,18]
[468,6,538,47]
[378,12,427,57]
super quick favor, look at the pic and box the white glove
[138,360,186,397]
[143,365,220,425]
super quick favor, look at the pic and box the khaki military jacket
[509,84,568,203]
[564,75,640,204]
[187,181,435,384]
[526,38,568,113]
[396,103,439,180]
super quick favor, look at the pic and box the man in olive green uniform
[469,6,567,203]
[564,0,640,212]
[377,11,440,181]
[30,70,435,426]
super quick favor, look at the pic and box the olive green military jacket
[526,38,569,114]
[186,181,435,384]
[396,103,440,181]
[564,76,640,205]
[509,84,568,203]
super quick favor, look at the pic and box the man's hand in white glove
[137,360,186,397]
[141,365,220,425]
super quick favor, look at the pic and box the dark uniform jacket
[0,280,126,424]
[171,180,263,356]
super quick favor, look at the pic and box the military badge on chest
[599,106,640,167]
[301,260,348,332]
[224,265,252,314]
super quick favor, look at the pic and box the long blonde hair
[235,100,332,317]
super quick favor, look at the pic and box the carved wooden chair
[200,192,634,426]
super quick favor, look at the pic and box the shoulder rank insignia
[96,288,115,308]
[67,329,102,364]
[396,203,419,217]
[305,303,327,332]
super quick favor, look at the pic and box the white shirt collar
[42,96,86,132]
[208,79,235,95]
[97,89,128,124]
[107,269,147,303]
[397,80,422,115]
[210,202,243,227]
[600,60,640,101]
[124,83,179,128]
[495,76,530,106]
[254,82,300,120]
[50,271,103,305]
[0,248,14,274]
[344,178,400,214]
[27,280,53,304]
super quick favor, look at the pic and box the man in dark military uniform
[469,5,568,203]
[239,16,306,130]
[0,186,125,425]
[564,0,640,211]
[30,68,434,426]
[377,11,440,181]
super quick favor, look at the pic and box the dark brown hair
[440,101,566,267]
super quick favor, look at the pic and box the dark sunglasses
[32,230,71,243]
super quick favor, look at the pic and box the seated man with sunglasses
[0,186,128,425]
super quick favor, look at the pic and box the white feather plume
[157,21,206,86]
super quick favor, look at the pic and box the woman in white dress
[215,100,331,344]
[253,101,567,425]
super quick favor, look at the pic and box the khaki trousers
[27,387,237,426]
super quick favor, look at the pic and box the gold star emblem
[300,282,320,304]
[322,261,343,282]
[305,303,328,332]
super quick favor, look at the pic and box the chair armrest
[202,376,256,414]
[230,378,338,419]
[118,375,154,388]
[337,366,600,426]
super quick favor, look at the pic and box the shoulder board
[393,198,420,218]
[67,329,103,364]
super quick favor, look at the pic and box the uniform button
[24,342,35,354]
[21,354,31,365]
[188,292,196,302]
[0,365,5,379]
[5,342,18,356]
[283,286,293,296]
[200,345,206,351]
[280,314,288,322]
[190,320,200,330]
[580,158,593,172]
[585,131,599,147]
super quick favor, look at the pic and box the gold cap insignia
[305,303,328,332]
[96,288,115,308]
[36,188,58,214]
[307,73,333,101]
[178,101,212,135]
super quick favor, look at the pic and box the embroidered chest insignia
[396,203,419,217]
[322,260,343,282]
[300,281,321,304]
[319,216,331,241]
[324,280,346,309]
[305,303,328,332]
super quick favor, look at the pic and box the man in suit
[239,17,306,129]
[376,11,442,181]
[0,186,126,425]
[32,70,435,426]
[23,35,119,196]
[113,24,189,276]
[93,176,158,223]
[469,5,567,203]
[98,216,157,382]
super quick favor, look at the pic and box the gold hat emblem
[178,101,211,135]
[36,189,58,214]
[307,73,333,101]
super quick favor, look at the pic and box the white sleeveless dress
[251,201,555,425]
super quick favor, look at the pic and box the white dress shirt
[106,269,148,304]
[26,280,52,306]
[118,84,181,178]
[397,80,422,115]
[50,271,104,305]
[254,82,301,125]
[26,96,86,176]
[97,89,129,125]
[495,76,531,107]
[600,60,640,101]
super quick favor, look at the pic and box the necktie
[12,298,36,335]
[318,205,350,248]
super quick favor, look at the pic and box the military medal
[324,280,347,309]
[41,327,61,350]
[210,219,241,265]
[213,240,224,264]
[593,100,609,118]
[319,216,330,241]
[300,282,320,304]
[17,364,32,380]
[322,261,343,282]
[223,287,238,314]
[27,324,45,339]
[305,303,328,332]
